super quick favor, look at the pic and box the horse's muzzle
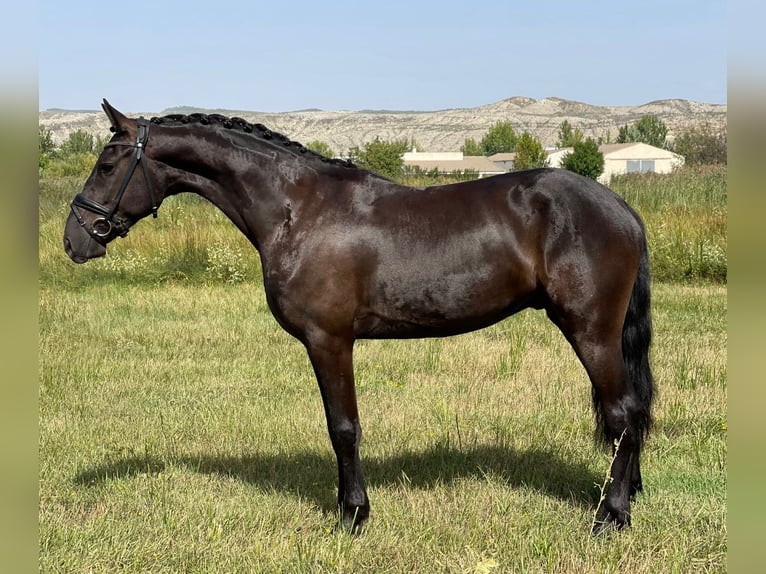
[63,213,107,263]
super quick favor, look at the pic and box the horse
[64,100,654,534]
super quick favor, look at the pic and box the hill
[39,96,727,153]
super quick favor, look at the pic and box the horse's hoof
[591,511,631,536]
[338,505,369,535]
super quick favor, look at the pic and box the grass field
[39,168,726,572]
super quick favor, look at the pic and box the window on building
[626,159,656,173]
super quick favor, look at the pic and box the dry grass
[40,280,726,573]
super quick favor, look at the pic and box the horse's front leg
[305,331,369,532]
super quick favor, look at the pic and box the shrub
[347,137,409,179]
[43,153,98,179]
[671,123,727,165]
[305,140,335,158]
[617,114,669,148]
[513,132,548,170]
[560,138,604,180]
[478,120,517,155]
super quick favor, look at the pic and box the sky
[39,0,727,113]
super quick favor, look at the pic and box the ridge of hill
[39,96,727,152]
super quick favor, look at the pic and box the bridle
[70,118,159,241]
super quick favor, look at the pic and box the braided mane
[149,112,355,168]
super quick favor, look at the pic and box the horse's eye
[100,163,115,175]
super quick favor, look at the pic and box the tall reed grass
[610,166,726,283]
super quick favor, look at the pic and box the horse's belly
[355,269,540,339]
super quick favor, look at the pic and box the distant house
[547,142,685,184]
[487,152,516,171]
[402,150,506,178]
[405,142,684,183]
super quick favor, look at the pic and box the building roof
[404,155,506,174]
[487,152,516,161]
[548,142,681,159]
[600,142,682,160]
[598,143,644,154]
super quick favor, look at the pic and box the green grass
[39,280,726,573]
[40,168,726,572]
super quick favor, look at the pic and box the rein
[70,118,158,240]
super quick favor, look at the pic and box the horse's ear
[101,99,130,133]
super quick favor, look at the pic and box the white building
[546,142,685,184]
[404,142,684,184]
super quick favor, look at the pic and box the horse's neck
[155,128,290,250]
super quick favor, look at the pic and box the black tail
[619,240,655,446]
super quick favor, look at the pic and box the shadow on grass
[74,444,602,513]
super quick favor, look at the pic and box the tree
[597,130,613,145]
[513,131,548,170]
[39,125,56,172]
[617,114,668,148]
[557,120,584,148]
[670,123,727,165]
[347,137,409,179]
[461,137,482,156]
[560,138,604,180]
[305,140,335,158]
[40,128,108,178]
[57,129,108,158]
[478,120,517,155]
[404,137,422,153]
[39,124,55,155]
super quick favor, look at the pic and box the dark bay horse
[64,100,654,534]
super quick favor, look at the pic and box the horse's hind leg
[582,341,641,532]
[546,297,644,533]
